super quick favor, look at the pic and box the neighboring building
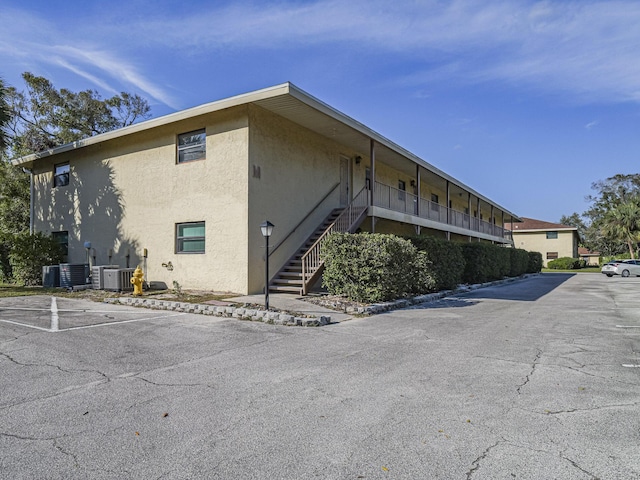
[511,217,579,267]
[13,83,520,295]
[578,247,601,266]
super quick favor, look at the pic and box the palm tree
[601,200,640,259]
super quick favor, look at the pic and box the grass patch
[541,267,601,274]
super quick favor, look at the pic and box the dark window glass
[54,163,70,187]
[177,129,206,163]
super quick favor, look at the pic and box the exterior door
[340,156,350,206]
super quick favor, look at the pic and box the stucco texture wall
[246,105,359,294]
[34,107,251,293]
[513,230,578,266]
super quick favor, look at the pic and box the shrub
[321,233,435,303]
[9,232,65,285]
[527,251,543,273]
[460,243,510,284]
[407,235,464,290]
[547,257,586,270]
[509,248,530,277]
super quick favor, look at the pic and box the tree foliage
[6,72,151,157]
[559,212,587,245]
[584,174,640,258]
[0,72,151,283]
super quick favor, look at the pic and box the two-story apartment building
[511,217,579,267]
[13,83,520,295]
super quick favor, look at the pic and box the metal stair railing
[300,186,369,294]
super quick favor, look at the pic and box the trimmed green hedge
[527,251,543,273]
[547,257,587,270]
[321,233,541,303]
[321,233,435,303]
[406,235,464,290]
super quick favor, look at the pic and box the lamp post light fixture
[260,221,275,310]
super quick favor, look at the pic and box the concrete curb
[103,297,331,327]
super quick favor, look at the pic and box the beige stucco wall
[246,105,361,294]
[34,107,251,293]
[513,230,578,266]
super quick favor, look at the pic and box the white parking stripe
[61,313,187,331]
[50,296,59,331]
[616,325,640,328]
[0,319,54,331]
[0,311,186,332]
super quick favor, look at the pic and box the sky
[1,0,638,222]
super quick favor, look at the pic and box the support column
[370,139,376,233]
[446,181,450,225]
[415,164,421,217]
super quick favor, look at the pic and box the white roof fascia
[11,81,519,219]
[11,83,293,166]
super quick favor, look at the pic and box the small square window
[176,222,205,253]
[431,193,439,203]
[177,129,206,163]
[546,231,558,239]
[54,163,69,187]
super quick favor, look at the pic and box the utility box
[60,263,89,288]
[42,265,61,288]
[91,265,120,289]
[103,268,135,292]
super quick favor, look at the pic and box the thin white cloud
[585,121,599,130]
[130,0,640,105]
[2,1,640,107]
[50,46,180,109]
[0,6,178,109]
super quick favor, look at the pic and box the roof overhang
[12,82,521,221]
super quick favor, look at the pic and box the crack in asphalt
[516,349,542,394]
[133,375,215,389]
[53,438,80,468]
[561,452,601,479]
[543,402,640,415]
[465,440,501,479]
[0,351,109,380]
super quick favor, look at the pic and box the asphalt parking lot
[1,273,639,479]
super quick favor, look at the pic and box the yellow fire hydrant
[130,266,144,296]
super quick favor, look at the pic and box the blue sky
[1,0,638,222]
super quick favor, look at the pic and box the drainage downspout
[22,167,34,234]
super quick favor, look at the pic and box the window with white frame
[53,163,70,187]
[176,222,205,253]
[546,231,558,239]
[177,129,206,163]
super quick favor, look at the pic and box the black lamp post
[260,221,274,310]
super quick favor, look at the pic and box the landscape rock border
[103,297,331,326]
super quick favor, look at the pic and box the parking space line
[60,312,187,331]
[0,319,54,332]
[622,364,640,368]
[616,325,640,328]
[51,297,59,331]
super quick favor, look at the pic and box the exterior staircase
[269,186,370,295]
[269,209,344,294]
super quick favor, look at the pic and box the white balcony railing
[373,181,510,240]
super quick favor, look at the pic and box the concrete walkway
[226,293,353,323]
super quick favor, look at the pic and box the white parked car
[601,259,640,277]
